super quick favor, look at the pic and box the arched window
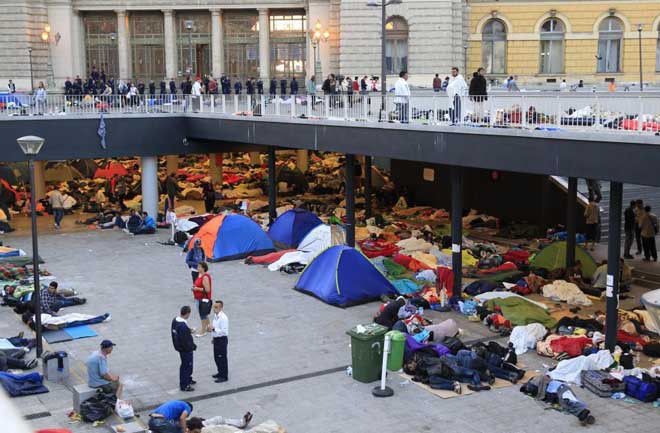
[385,17,408,75]
[597,17,623,73]
[540,18,564,74]
[482,19,507,74]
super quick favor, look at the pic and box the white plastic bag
[115,399,134,419]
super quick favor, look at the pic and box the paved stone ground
[1,214,659,433]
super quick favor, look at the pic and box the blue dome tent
[294,245,397,307]
[190,213,275,261]
[268,209,322,248]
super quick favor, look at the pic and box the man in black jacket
[624,200,636,259]
[172,306,197,392]
[468,67,488,122]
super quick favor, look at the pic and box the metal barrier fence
[3,93,660,136]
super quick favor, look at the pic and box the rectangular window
[176,12,211,77]
[130,13,165,83]
[83,13,119,79]
[224,11,259,80]
[597,39,621,73]
[269,12,306,79]
[540,40,564,74]
[483,41,506,74]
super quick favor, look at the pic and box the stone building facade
[1,0,466,92]
[467,0,660,86]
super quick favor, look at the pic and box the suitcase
[624,375,658,402]
[580,370,624,397]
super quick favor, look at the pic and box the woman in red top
[192,262,212,337]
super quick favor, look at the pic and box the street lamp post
[309,19,329,81]
[16,135,45,358]
[185,20,194,77]
[28,47,34,94]
[638,24,643,92]
[367,0,402,120]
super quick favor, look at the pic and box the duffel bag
[624,375,658,402]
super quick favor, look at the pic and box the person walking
[394,71,411,123]
[185,239,206,282]
[624,200,636,259]
[171,306,197,392]
[640,205,658,262]
[446,67,467,125]
[166,172,179,213]
[49,186,65,229]
[635,199,644,255]
[191,262,212,337]
[468,67,487,122]
[210,300,228,383]
[307,75,316,105]
[584,198,600,251]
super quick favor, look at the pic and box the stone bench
[72,383,97,412]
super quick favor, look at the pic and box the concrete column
[268,148,277,225]
[33,160,46,201]
[451,166,463,297]
[364,155,372,218]
[249,152,261,166]
[209,153,223,185]
[140,156,159,220]
[47,3,75,84]
[211,9,224,77]
[296,149,308,172]
[605,182,623,351]
[116,10,130,81]
[71,9,85,77]
[163,10,177,80]
[165,155,178,175]
[258,9,270,81]
[566,177,578,269]
[345,154,356,247]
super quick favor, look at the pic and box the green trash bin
[346,323,389,383]
[386,330,406,371]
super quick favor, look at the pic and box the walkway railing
[3,93,660,136]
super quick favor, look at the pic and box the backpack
[80,390,116,422]
[624,375,658,402]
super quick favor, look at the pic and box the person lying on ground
[86,339,123,398]
[27,312,110,331]
[0,350,38,371]
[1,332,35,349]
[520,375,595,426]
[374,296,406,329]
[39,281,86,315]
[186,413,254,432]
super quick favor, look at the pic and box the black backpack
[80,390,116,422]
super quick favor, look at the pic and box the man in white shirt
[49,186,65,229]
[446,66,468,124]
[210,300,228,383]
[394,71,411,123]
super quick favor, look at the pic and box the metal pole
[268,148,277,225]
[566,177,577,268]
[345,154,356,247]
[638,28,643,92]
[605,182,623,351]
[451,166,463,296]
[28,48,34,95]
[379,2,387,121]
[189,29,193,77]
[29,158,43,357]
[364,155,372,219]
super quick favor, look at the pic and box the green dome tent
[530,241,598,278]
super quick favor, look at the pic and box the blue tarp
[268,209,322,248]
[0,93,28,107]
[294,245,397,307]
[213,214,275,261]
[0,372,49,397]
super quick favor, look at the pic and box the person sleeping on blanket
[26,312,110,331]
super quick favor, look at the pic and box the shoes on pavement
[181,385,195,392]
[214,378,228,383]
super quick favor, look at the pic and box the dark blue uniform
[171,317,196,390]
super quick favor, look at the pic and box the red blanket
[245,249,295,265]
[358,239,399,258]
[478,261,517,275]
